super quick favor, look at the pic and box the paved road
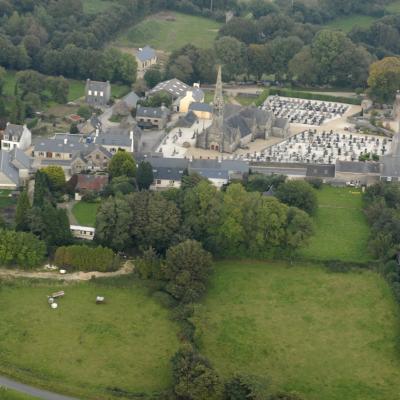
[0,375,79,400]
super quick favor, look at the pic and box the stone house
[0,148,32,189]
[178,84,205,113]
[85,79,111,107]
[135,46,157,78]
[1,123,32,151]
[136,105,170,130]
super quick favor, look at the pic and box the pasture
[72,201,99,227]
[0,278,179,400]
[194,261,400,400]
[300,186,371,263]
[114,12,221,52]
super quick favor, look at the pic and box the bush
[54,245,119,272]
[305,177,323,189]
[276,180,318,215]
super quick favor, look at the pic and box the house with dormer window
[1,123,32,151]
[85,79,111,107]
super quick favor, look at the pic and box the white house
[70,225,95,240]
[1,123,32,151]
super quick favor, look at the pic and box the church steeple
[213,65,224,117]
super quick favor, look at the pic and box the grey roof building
[189,159,249,183]
[148,78,190,99]
[136,46,157,63]
[136,105,170,130]
[85,79,111,107]
[189,102,213,113]
[0,148,32,188]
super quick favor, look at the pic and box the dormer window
[88,90,92,95]
[3,135,8,140]
[13,136,18,142]
[94,91,98,96]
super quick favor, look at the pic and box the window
[56,153,61,158]
[88,90,92,95]
[100,91,104,97]
[94,91,98,96]
[69,154,72,158]
[96,154,100,160]
[156,179,161,184]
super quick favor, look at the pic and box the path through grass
[194,261,400,400]
[300,186,371,263]
[0,278,179,399]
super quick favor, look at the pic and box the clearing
[325,15,377,32]
[72,201,99,227]
[299,186,371,263]
[194,261,400,400]
[82,0,114,14]
[114,11,222,53]
[0,278,179,400]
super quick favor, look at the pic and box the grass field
[0,190,16,209]
[82,0,114,14]
[0,388,39,399]
[0,278,179,399]
[194,261,400,400]
[72,201,99,227]
[299,186,371,263]
[115,12,222,52]
[325,15,378,32]
[386,0,400,13]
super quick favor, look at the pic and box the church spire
[213,65,224,117]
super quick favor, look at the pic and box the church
[196,66,289,153]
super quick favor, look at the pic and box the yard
[0,278,179,400]
[72,201,99,227]
[0,388,39,400]
[299,186,371,263]
[0,189,15,209]
[114,11,221,53]
[193,261,400,400]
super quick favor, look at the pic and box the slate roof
[4,124,24,140]
[148,78,190,98]
[145,157,189,181]
[34,138,94,154]
[187,87,204,102]
[176,111,198,127]
[94,134,132,147]
[0,150,19,185]
[136,46,156,62]
[10,148,31,170]
[194,168,229,180]
[86,80,109,92]
[381,155,400,177]
[122,92,139,108]
[336,161,381,174]
[189,102,213,113]
[189,159,249,177]
[136,106,167,119]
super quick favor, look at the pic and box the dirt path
[58,200,78,225]
[0,262,134,281]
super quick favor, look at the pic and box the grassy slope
[300,186,371,263]
[0,279,179,400]
[115,12,221,52]
[72,201,99,227]
[194,261,400,400]
[0,388,40,399]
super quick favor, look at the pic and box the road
[0,375,79,400]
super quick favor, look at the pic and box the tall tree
[15,190,31,231]
[108,150,136,179]
[368,57,400,103]
[136,161,154,190]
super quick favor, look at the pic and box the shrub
[305,177,323,189]
[54,245,119,272]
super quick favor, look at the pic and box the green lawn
[300,186,371,263]
[0,388,40,400]
[82,0,114,14]
[0,190,16,209]
[0,278,179,400]
[115,12,221,52]
[193,261,400,400]
[72,201,99,227]
[326,15,378,33]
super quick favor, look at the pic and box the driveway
[0,375,79,400]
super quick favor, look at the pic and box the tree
[46,76,69,103]
[108,150,136,179]
[0,66,6,94]
[284,207,314,256]
[214,36,247,80]
[276,180,317,215]
[15,190,31,231]
[41,165,66,193]
[33,170,51,207]
[144,67,163,88]
[136,161,154,190]
[368,57,400,104]
[167,54,194,83]
[164,239,212,303]
[171,345,223,400]
[224,374,269,400]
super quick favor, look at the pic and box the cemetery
[243,130,391,164]
[263,96,349,126]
